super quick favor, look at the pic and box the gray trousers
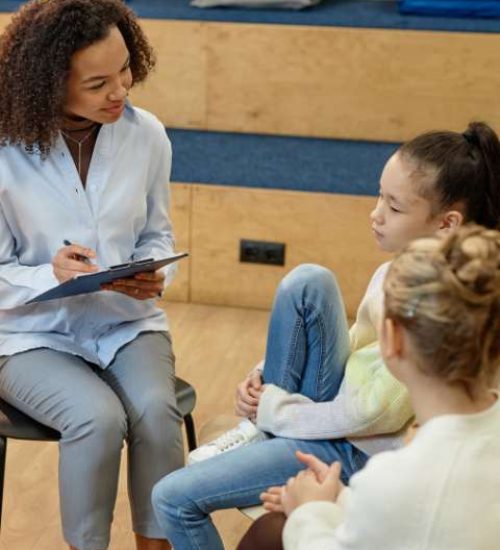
[0,331,184,550]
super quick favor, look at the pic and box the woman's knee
[128,387,182,432]
[62,398,127,444]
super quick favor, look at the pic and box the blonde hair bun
[385,224,500,386]
[445,227,500,304]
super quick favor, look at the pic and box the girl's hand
[261,486,285,513]
[296,451,335,484]
[101,270,165,300]
[281,462,343,517]
[53,243,98,283]
[235,369,264,419]
[403,421,420,445]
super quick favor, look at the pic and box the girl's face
[370,153,444,253]
[64,26,132,125]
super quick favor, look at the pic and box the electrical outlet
[240,239,286,266]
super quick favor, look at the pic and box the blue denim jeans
[152,265,369,550]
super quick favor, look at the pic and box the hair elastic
[462,131,479,147]
[402,296,421,320]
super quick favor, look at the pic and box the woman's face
[64,26,132,125]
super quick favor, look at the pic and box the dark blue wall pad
[1,0,500,32]
[400,1,500,18]
[168,128,399,196]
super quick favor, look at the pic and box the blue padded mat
[168,128,399,195]
[400,1,500,18]
[1,0,500,32]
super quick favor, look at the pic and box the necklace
[63,123,97,133]
[61,124,98,179]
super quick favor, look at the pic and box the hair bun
[447,227,500,299]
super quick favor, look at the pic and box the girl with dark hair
[152,122,500,550]
[0,1,181,549]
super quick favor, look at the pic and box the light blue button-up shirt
[0,105,176,368]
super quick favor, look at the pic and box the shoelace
[210,427,248,452]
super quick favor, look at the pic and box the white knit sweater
[283,398,500,549]
[256,262,413,456]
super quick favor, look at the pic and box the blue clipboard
[26,252,189,304]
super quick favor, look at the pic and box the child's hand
[260,486,284,513]
[296,451,330,482]
[403,421,420,445]
[235,369,264,418]
[281,462,343,517]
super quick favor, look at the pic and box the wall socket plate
[240,239,286,266]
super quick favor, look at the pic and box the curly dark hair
[0,0,156,154]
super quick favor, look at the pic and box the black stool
[0,376,197,529]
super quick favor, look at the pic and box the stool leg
[0,436,7,531]
[184,414,197,452]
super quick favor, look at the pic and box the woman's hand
[281,461,343,517]
[235,369,264,419]
[53,243,99,283]
[101,270,165,300]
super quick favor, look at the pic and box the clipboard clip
[109,258,154,270]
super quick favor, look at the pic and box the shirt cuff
[283,501,344,550]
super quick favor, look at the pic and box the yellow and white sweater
[256,263,413,456]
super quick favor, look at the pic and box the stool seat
[0,399,60,442]
[0,376,196,444]
[175,377,197,451]
[175,377,197,422]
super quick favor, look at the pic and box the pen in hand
[63,240,93,265]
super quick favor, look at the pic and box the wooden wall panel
[2,14,499,140]
[137,19,500,142]
[189,184,390,318]
[130,20,207,129]
[204,24,500,141]
[162,183,192,302]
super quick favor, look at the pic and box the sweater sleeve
[283,496,348,550]
[284,451,425,550]
[256,344,413,439]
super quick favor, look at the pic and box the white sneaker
[188,419,268,465]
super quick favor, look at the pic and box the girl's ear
[438,210,463,231]
[382,317,405,360]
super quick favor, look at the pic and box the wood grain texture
[163,183,192,302]
[202,23,500,141]
[1,14,498,140]
[129,20,207,129]
[135,20,500,141]
[189,184,389,318]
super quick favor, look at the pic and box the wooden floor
[0,301,270,550]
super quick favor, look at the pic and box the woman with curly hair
[0,1,182,549]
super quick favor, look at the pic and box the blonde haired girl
[275,225,500,549]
